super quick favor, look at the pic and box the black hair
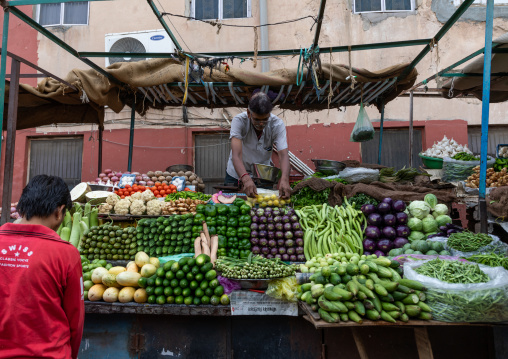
[17,175,72,220]
[248,92,273,115]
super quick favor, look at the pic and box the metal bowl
[166,164,194,173]
[88,184,114,192]
[311,159,346,175]
[252,163,282,183]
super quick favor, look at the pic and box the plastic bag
[442,156,495,182]
[218,276,242,295]
[337,167,379,184]
[404,259,508,322]
[350,103,374,142]
[171,176,186,191]
[119,174,136,188]
[158,253,194,264]
[265,276,298,302]
[446,234,508,258]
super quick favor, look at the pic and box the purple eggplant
[364,251,372,256]
[273,216,282,223]
[251,238,259,245]
[267,223,275,231]
[447,229,459,235]
[374,250,385,258]
[250,223,259,231]
[275,222,284,231]
[363,238,377,252]
[266,254,274,259]
[267,231,275,240]
[266,216,274,224]
[256,208,265,217]
[362,204,377,216]
[282,215,291,224]
[392,200,406,212]
[275,231,284,239]
[365,226,381,240]
[290,215,299,223]
[396,225,410,238]
[272,208,281,216]
[393,237,409,248]
[252,215,260,224]
[259,216,267,224]
[259,238,268,247]
[277,239,285,247]
[278,247,286,255]
[377,202,391,214]
[264,207,273,216]
[368,213,383,226]
[284,231,294,239]
[292,222,301,231]
[297,254,306,262]
[439,225,449,232]
[250,230,259,239]
[383,214,397,226]
[381,197,393,207]
[295,238,304,247]
[261,247,270,255]
[268,239,277,248]
[285,239,294,247]
[377,239,394,252]
[275,254,282,260]
[250,209,256,217]
[294,230,304,238]
[296,246,304,254]
[259,230,267,238]
[271,247,279,255]
[396,212,408,225]
[382,226,396,239]
[251,246,260,254]
[283,223,292,231]
[282,254,290,261]
[258,224,267,231]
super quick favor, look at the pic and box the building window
[38,2,89,26]
[192,0,251,20]
[354,0,414,13]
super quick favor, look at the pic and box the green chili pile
[466,253,508,270]
[447,232,492,252]
[415,258,489,284]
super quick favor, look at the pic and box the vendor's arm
[278,148,291,199]
[231,137,258,198]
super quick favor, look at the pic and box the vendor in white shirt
[225,92,291,199]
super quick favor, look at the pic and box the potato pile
[161,198,207,215]
[465,166,508,188]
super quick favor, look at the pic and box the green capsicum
[227,248,240,258]
[227,237,238,248]
[239,249,251,259]
[196,204,206,214]
[216,204,229,215]
[238,215,251,227]
[240,204,251,215]
[208,226,217,235]
[238,239,251,250]
[218,235,227,248]
[216,215,228,226]
[237,227,251,239]
[218,248,227,257]
[229,205,240,217]
[205,216,217,227]
[204,204,217,217]
[217,226,227,236]
[227,218,239,227]
[226,227,237,238]
[193,213,205,225]
[233,198,245,207]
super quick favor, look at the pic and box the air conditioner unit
[105,30,176,67]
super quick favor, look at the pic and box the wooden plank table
[85,301,231,316]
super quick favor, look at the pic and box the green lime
[187,258,196,267]
[98,259,107,267]
[184,296,193,305]
[200,281,209,290]
[182,288,191,297]
[156,267,166,278]
[145,286,155,296]
[220,294,230,305]
[191,266,200,276]
[195,273,204,282]
[165,271,175,280]
[170,262,180,273]
[148,295,156,304]
[163,261,174,272]
[138,277,147,288]
[170,279,179,288]
[154,287,164,296]
[164,287,174,297]
[83,280,94,291]
[205,287,214,297]
[214,286,224,297]
[146,275,156,287]
[173,287,182,296]
[182,265,191,273]
[176,270,185,280]
[193,297,201,305]
[205,269,217,281]
[179,279,189,288]
[83,272,92,281]
[189,281,199,291]
[186,272,194,281]
[178,257,189,267]
[195,288,204,298]
[155,277,164,287]
[156,295,166,305]
[163,279,170,287]
[210,295,220,306]
[201,296,210,305]
[84,290,89,300]
[175,295,184,305]
[166,296,175,304]
[209,278,219,289]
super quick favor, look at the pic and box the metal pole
[378,103,385,165]
[98,125,103,177]
[259,0,269,72]
[1,59,19,225]
[409,91,414,168]
[0,9,9,163]
[312,0,327,50]
[479,0,495,234]
[127,101,135,172]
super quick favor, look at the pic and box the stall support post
[127,102,135,172]
[479,0,494,233]
[0,9,9,162]
[378,102,385,165]
[0,59,19,225]
[409,91,414,168]
[98,126,103,178]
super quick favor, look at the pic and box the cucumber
[392,291,408,301]
[360,264,370,275]
[372,296,382,312]
[377,266,393,278]
[402,294,420,305]
[418,301,432,313]
[301,283,312,292]
[343,301,355,310]
[387,310,401,319]
[324,287,342,301]
[381,302,400,312]
[379,280,399,293]
[364,300,375,310]
[379,294,394,302]
[397,284,415,294]
[301,291,312,302]
[329,312,341,323]
[371,257,392,267]
[311,284,325,298]
[346,281,359,296]
[418,312,433,321]
[389,260,400,269]
[329,273,341,285]
[405,305,422,317]
[416,291,426,302]
[331,301,349,313]
[397,279,426,291]
[380,310,396,323]
[311,304,319,312]
[366,309,380,321]
[365,261,379,273]
[355,280,375,299]
[348,310,363,324]
[357,291,368,301]
[332,287,353,301]
[400,313,409,322]
[366,272,381,283]
[354,301,366,316]
[340,313,349,322]
[318,308,337,323]
[388,268,402,281]
[365,279,375,291]
[374,284,388,297]
[394,301,406,313]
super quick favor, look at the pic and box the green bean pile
[466,253,508,270]
[296,199,365,260]
[447,232,492,252]
[216,255,297,279]
[164,191,211,202]
[415,258,489,284]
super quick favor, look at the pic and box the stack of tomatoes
[114,182,178,199]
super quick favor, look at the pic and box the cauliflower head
[130,199,146,216]
[141,189,155,203]
[146,199,162,216]
[114,199,131,215]
[130,192,142,201]
[98,203,113,214]
[106,193,120,206]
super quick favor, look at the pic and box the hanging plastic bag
[350,103,374,142]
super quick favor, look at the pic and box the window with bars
[354,0,414,13]
[38,2,89,26]
[192,0,251,20]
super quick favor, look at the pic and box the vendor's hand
[242,176,258,198]
[278,179,292,199]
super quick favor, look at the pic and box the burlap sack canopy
[4,57,418,129]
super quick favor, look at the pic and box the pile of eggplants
[249,207,305,262]
[361,198,411,257]
[427,223,465,238]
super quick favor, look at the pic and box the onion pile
[249,207,305,262]
[361,198,411,257]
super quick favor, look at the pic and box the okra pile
[216,254,297,279]
[299,253,432,324]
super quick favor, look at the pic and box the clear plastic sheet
[266,276,299,302]
[446,234,508,258]
[404,259,508,322]
[442,156,495,182]
[337,167,380,184]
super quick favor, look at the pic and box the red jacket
[0,223,84,359]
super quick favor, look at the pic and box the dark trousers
[224,172,239,186]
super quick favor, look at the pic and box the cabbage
[408,201,431,220]
[435,215,452,227]
[433,204,449,216]
[408,231,425,242]
[425,214,435,220]
[422,218,438,233]
[433,211,440,219]
[424,194,438,209]
[408,217,423,232]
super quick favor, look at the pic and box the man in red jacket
[0,175,84,359]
